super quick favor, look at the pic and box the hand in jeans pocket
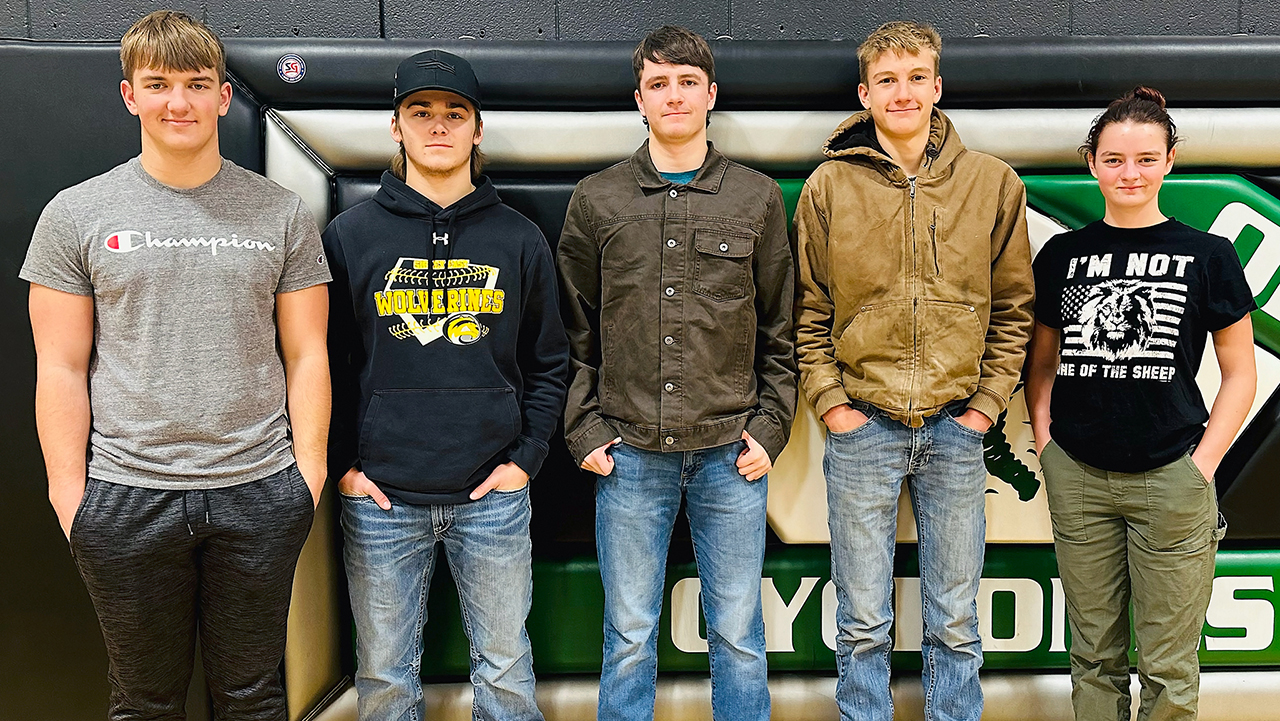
[339,467,392,510]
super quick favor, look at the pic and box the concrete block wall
[3,0,1274,40]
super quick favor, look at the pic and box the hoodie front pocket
[359,388,520,492]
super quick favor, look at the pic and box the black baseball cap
[393,50,482,110]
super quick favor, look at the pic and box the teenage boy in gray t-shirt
[19,12,331,719]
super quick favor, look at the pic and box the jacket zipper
[908,176,918,418]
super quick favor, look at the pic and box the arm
[557,185,619,470]
[277,284,330,506]
[1024,321,1061,456]
[472,236,571,499]
[30,284,94,540]
[968,174,1035,427]
[742,184,798,467]
[1193,315,1257,480]
[793,178,868,434]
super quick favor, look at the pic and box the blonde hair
[857,21,942,86]
[120,10,226,84]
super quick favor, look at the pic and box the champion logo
[415,59,455,74]
[102,229,277,256]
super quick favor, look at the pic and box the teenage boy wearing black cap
[323,49,568,720]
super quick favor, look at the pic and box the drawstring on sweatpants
[182,490,211,536]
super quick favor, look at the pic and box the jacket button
[664,336,674,345]
[664,382,674,391]
[667,239,677,247]
[719,242,729,252]
[968,306,975,312]
[665,436,675,445]
[665,287,674,296]
[669,189,679,198]
[861,306,870,312]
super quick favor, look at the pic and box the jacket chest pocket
[692,229,754,301]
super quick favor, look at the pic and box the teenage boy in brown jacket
[793,21,1033,721]
[558,26,796,721]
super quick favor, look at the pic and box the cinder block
[1,2,28,37]
[1242,0,1280,34]
[904,0,1070,36]
[731,0,900,40]
[557,0,730,41]
[205,0,380,38]
[1070,0,1236,35]
[28,0,203,40]
[385,0,555,40]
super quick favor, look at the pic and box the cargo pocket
[693,229,753,301]
[835,300,913,394]
[359,388,521,493]
[918,300,984,400]
[1144,452,1216,552]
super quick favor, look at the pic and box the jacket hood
[373,170,501,221]
[821,107,965,181]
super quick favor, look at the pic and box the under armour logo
[416,59,455,74]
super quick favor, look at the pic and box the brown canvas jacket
[794,108,1034,427]
[558,141,797,465]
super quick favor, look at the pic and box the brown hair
[632,25,716,90]
[389,105,486,181]
[1080,86,1181,159]
[857,21,942,86]
[120,10,226,85]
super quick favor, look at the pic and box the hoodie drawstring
[182,490,210,536]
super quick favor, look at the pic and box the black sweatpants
[69,464,315,721]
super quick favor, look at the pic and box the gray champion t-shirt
[20,157,332,489]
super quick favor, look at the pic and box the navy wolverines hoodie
[324,172,569,504]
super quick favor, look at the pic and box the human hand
[581,437,623,476]
[471,462,530,500]
[737,431,771,481]
[955,409,993,434]
[297,461,327,509]
[1190,448,1219,484]
[50,480,86,541]
[822,404,869,434]
[338,467,392,510]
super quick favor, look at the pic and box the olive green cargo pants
[1040,439,1227,721]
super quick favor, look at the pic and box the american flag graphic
[1060,280,1186,362]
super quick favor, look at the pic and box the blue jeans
[341,487,543,721]
[825,401,987,721]
[595,441,770,721]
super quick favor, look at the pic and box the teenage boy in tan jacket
[793,21,1033,721]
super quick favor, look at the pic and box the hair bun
[1131,86,1167,110]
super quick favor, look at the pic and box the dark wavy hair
[1080,86,1181,160]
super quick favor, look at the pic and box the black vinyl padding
[226,36,1280,111]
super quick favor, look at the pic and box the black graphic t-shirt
[1034,218,1256,472]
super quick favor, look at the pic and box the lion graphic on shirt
[1077,279,1158,361]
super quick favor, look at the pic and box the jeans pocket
[942,406,988,441]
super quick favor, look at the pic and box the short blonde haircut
[857,21,942,86]
[120,10,226,85]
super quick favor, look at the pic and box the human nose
[167,86,192,114]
